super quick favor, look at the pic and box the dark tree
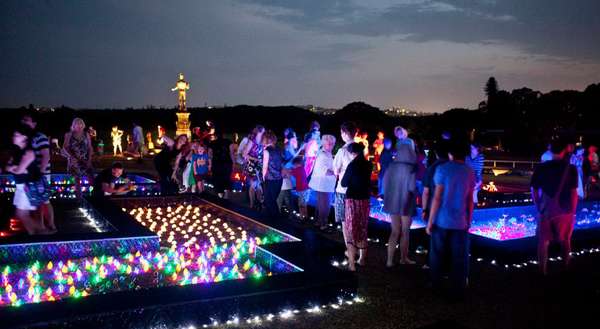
[485,77,499,101]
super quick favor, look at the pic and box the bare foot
[399,259,416,265]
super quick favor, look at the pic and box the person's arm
[466,186,474,228]
[62,132,74,159]
[39,147,50,173]
[9,151,35,174]
[569,188,578,214]
[426,184,444,235]
[421,187,430,220]
[242,140,253,160]
[262,150,270,180]
[332,151,342,177]
[208,154,212,173]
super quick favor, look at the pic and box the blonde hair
[394,126,408,139]
[71,118,86,131]
[321,134,336,146]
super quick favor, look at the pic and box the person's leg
[400,215,415,264]
[336,193,348,245]
[299,192,308,219]
[556,215,575,270]
[283,190,292,211]
[248,178,256,208]
[347,244,357,271]
[448,230,470,298]
[316,192,326,228]
[41,202,56,231]
[387,214,401,267]
[537,218,551,275]
[74,174,82,199]
[276,189,285,211]
[16,209,45,235]
[429,226,445,289]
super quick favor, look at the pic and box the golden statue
[171,73,190,111]
[172,73,192,138]
[111,126,124,156]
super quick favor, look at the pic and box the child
[290,157,309,220]
[378,138,394,197]
[192,143,211,193]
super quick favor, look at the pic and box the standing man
[333,122,359,261]
[21,110,56,232]
[426,140,474,298]
[132,122,145,160]
[531,139,578,275]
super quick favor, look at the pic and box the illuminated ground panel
[469,201,600,240]
[0,196,302,309]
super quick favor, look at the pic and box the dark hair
[292,156,304,165]
[448,140,469,160]
[550,139,567,155]
[433,140,450,160]
[22,109,40,123]
[383,138,392,144]
[340,122,357,138]
[14,124,33,138]
[263,130,277,145]
[348,142,365,155]
[249,125,265,142]
[310,121,320,131]
[112,162,124,169]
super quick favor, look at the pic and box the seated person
[92,162,134,197]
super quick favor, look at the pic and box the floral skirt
[344,199,370,249]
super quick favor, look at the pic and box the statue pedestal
[175,111,191,138]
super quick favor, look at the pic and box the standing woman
[262,130,284,219]
[242,125,266,210]
[5,125,52,234]
[62,118,94,199]
[341,143,371,271]
[383,143,417,266]
[333,122,358,248]
[309,134,337,231]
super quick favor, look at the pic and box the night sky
[1,0,599,112]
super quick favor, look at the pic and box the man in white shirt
[333,122,359,258]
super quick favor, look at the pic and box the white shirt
[333,142,354,194]
[309,151,336,193]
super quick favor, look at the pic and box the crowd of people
[2,111,585,300]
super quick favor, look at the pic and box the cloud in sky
[0,0,599,112]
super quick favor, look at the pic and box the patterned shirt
[465,153,484,184]
[31,131,51,174]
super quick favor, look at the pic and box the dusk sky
[1,0,599,112]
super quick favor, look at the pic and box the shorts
[537,214,575,242]
[297,190,310,207]
[14,184,36,211]
[334,193,346,223]
[194,173,207,182]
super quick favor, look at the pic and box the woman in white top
[309,135,337,231]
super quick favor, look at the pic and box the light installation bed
[0,195,355,328]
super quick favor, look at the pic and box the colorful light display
[122,201,297,249]
[0,174,160,198]
[0,240,300,308]
[469,201,600,240]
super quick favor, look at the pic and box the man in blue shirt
[426,140,475,298]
